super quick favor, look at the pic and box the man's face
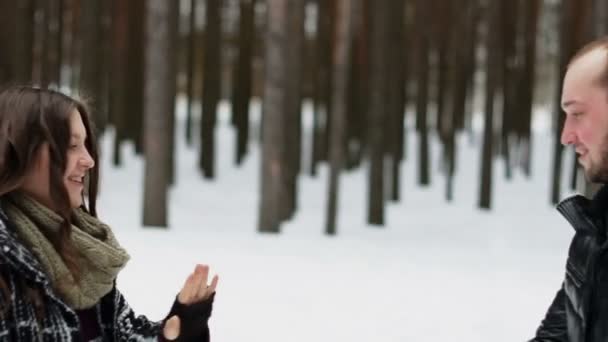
[561,48,608,183]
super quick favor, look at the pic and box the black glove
[161,292,215,342]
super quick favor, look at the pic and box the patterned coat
[0,206,163,341]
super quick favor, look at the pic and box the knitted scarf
[3,192,130,309]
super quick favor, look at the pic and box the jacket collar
[556,185,608,235]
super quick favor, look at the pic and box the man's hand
[163,264,219,340]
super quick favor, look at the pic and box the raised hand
[163,264,219,341]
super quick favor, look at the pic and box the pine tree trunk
[110,0,129,167]
[126,0,146,156]
[367,0,390,225]
[386,0,406,202]
[143,0,172,227]
[199,0,221,179]
[310,0,333,176]
[0,2,16,84]
[259,0,288,233]
[14,0,34,84]
[42,0,62,87]
[185,0,198,147]
[233,0,255,164]
[79,0,105,134]
[446,0,474,201]
[347,3,368,170]
[415,0,430,186]
[326,0,357,235]
[595,0,608,35]
[518,0,540,177]
[479,0,502,210]
[500,0,518,181]
[281,0,305,221]
[166,0,179,186]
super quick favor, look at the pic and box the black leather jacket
[530,186,608,342]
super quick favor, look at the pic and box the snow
[95,99,576,341]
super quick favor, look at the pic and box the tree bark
[281,0,305,222]
[186,0,198,147]
[479,0,502,209]
[310,0,334,176]
[199,0,222,179]
[259,0,288,233]
[326,0,357,235]
[415,0,430,186]
[143,0,172,227]
[233,0,255,165]
[110,0,129,166]
[367,0,390,225]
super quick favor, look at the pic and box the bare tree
[259,0,288,233]
[367,0,390,225]
[479,0,502,209]
[109,0,129,166]
[281,0,305,221]
[79,0,106,134]
[199,0,222,179]
[14,0,35,84]
[185,0,198,147]
[414,0,431,186]
[310,0,334,176]
[142,0,172,227]
[326,0,358,235]
[232,0,255,164]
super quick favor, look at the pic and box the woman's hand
[163,264,219,340]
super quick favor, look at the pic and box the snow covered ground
[95,100,576,342]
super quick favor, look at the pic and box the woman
[0,86,218,341]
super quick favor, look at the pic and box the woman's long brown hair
[0,85,100,316]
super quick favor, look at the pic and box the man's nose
[560,121,576,146]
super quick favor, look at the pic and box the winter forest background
[0,0,606,341]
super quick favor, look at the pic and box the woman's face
[20,110,95,210]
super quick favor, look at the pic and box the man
[530,37,608,341]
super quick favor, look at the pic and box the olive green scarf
[3,193,130,309]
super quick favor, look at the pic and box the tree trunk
[346,2,368,170]
[326,0,357,235]
[595,0,608,35]
[79,0,106,134]
[500,0,518,180]
[185,0,198,147]
[14,0,35,84]
[166,0,179,186]
[41,0,62,87]
[310,0,333,176]
[233,0,255,164]
[479,0,502,210]
[110,0,129,166]
[259,0,288,233]
[126,0,146,156]
[199,0,221,179]
[518,0,540,177]
[415,0,430,186]
[143,0,172,227]
[386,0,406,202]
[281,0,305,222]
[0,2,16,84]
[367,0,390,225]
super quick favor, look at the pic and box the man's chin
[584,167,608,184]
